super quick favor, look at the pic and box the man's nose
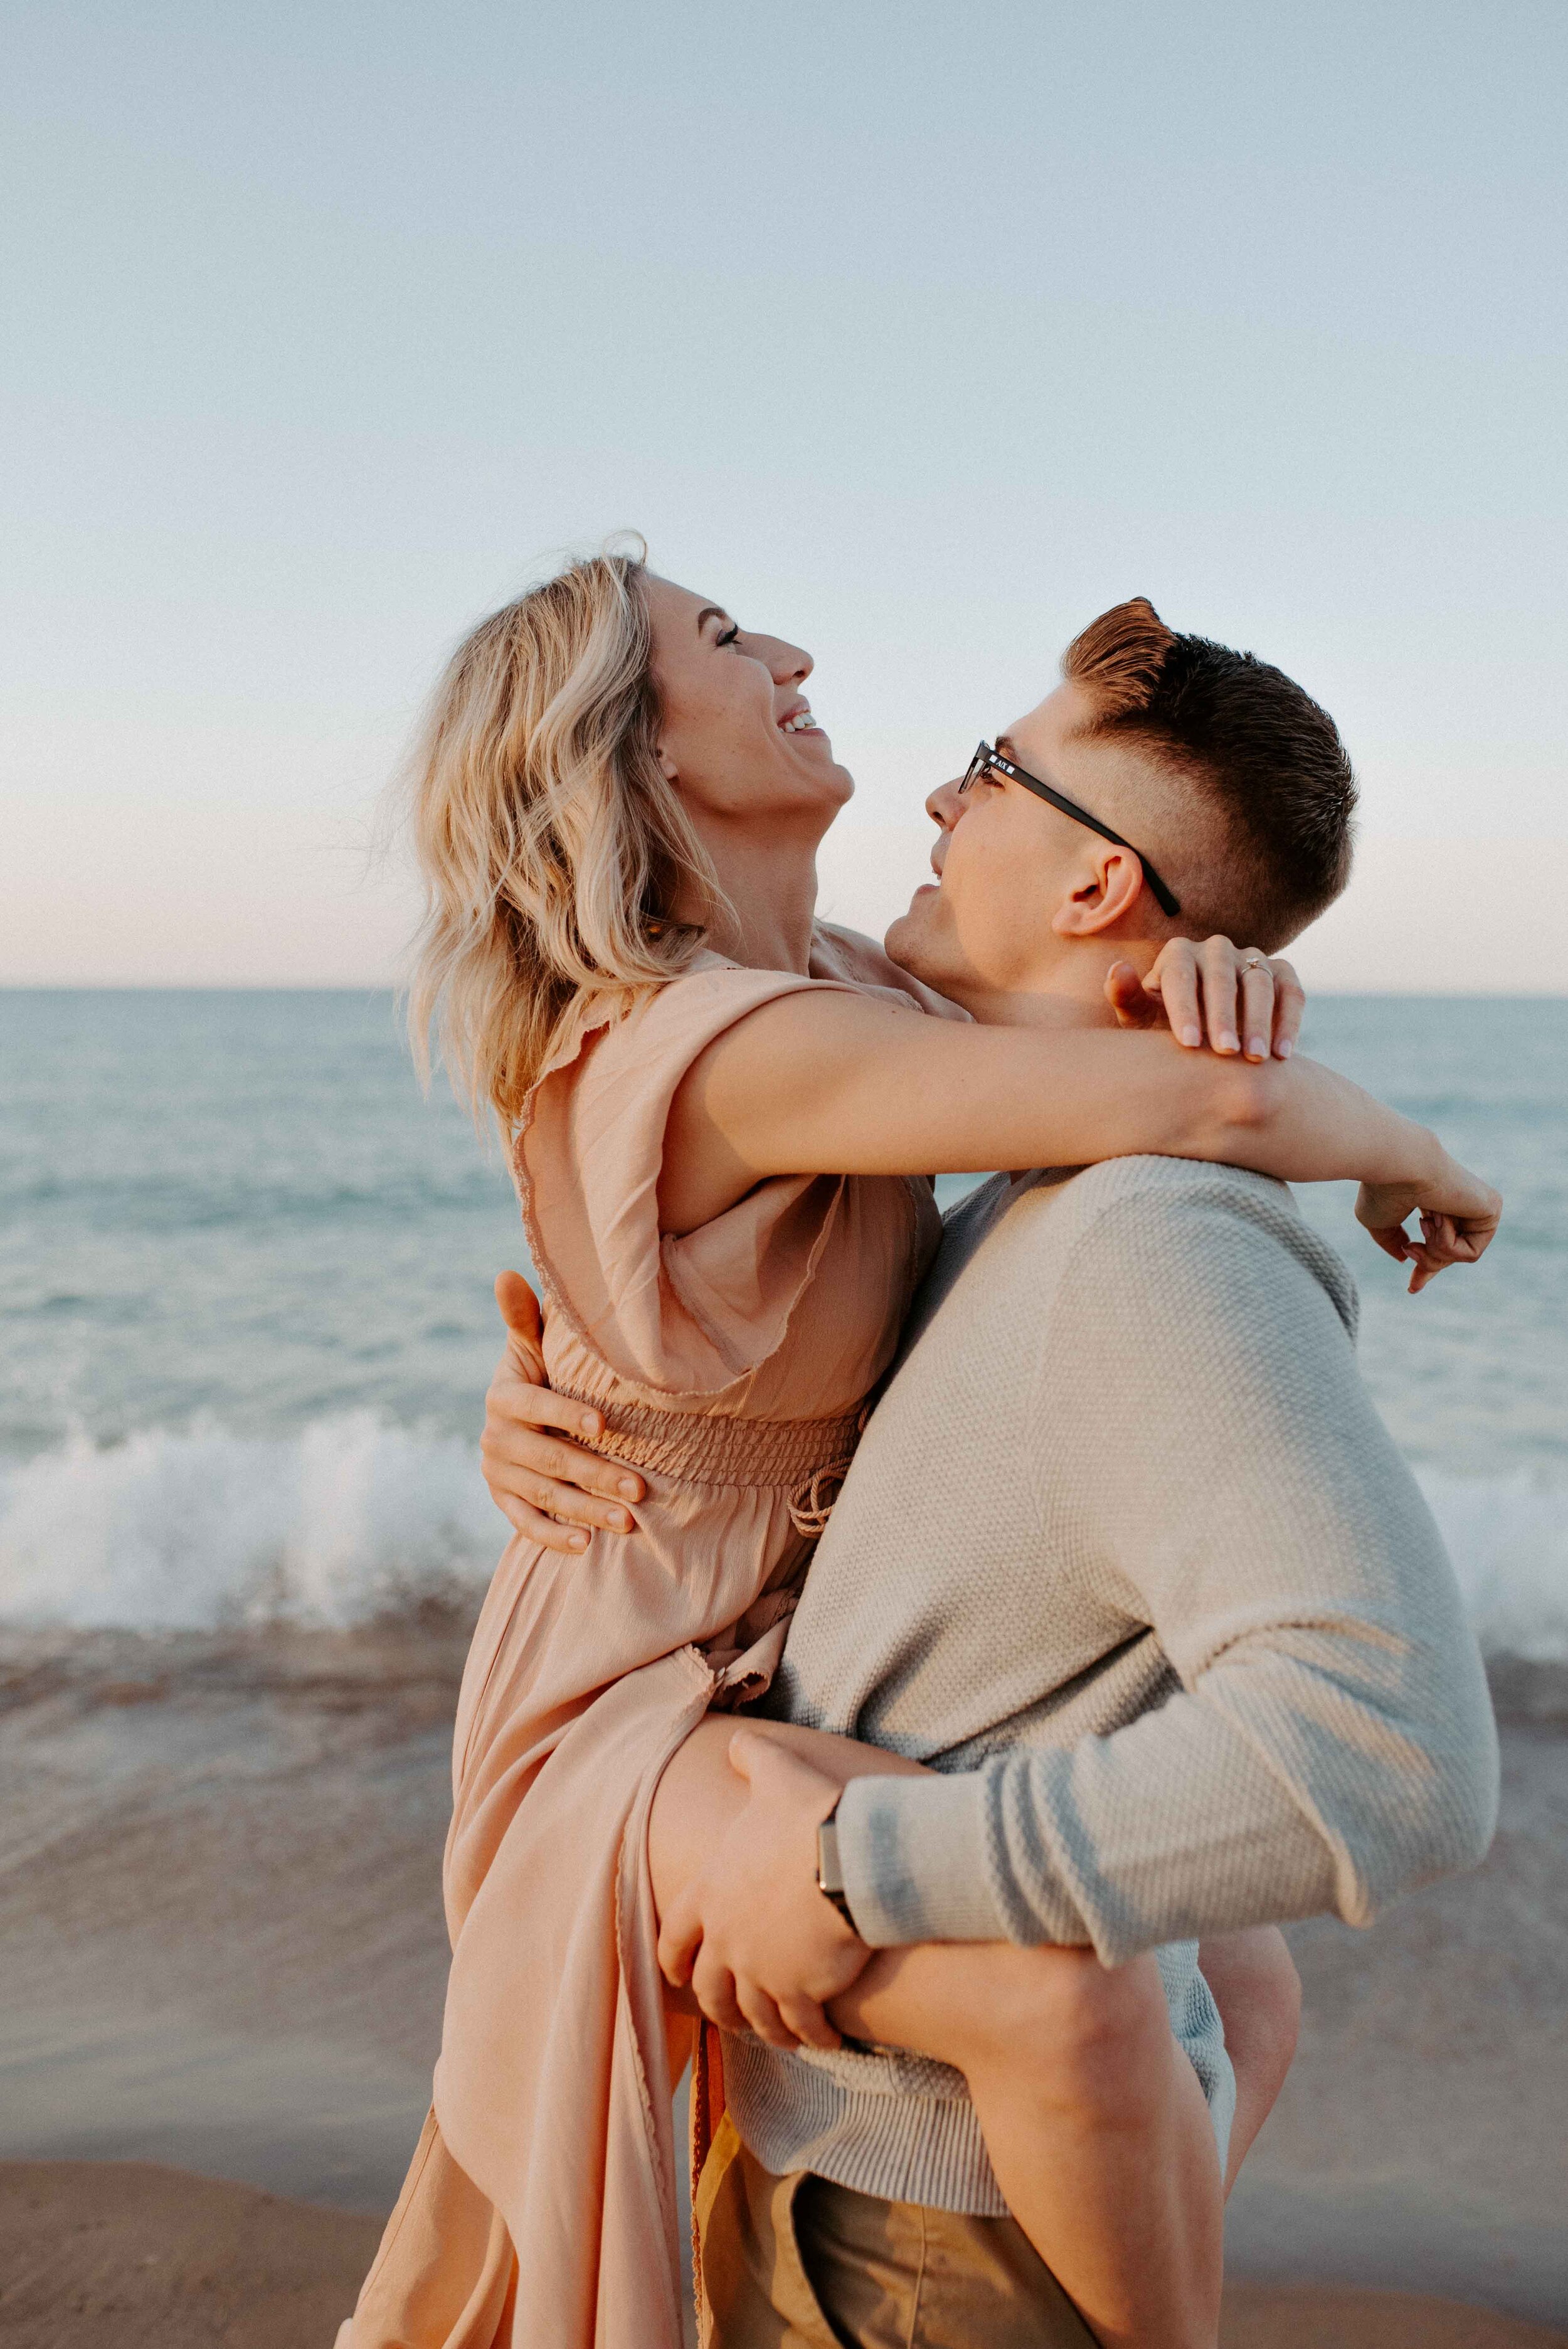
[926,777,965,831]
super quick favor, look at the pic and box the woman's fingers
[1238,959,1276,1063]
[1197,936,1243,1055]
[1104,961,1160,1031]
[1148,940,1204,1047]
[1268,958,1305,1057]
[1363,1206,1490,1295]
[1406,1211,1488,1293]
[1362,1217,1414,1268]
[1128,938,1304,1061]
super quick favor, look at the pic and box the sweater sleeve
[835,1181,1500,1963]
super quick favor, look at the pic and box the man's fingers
[657,1895,702,1988]
[726,1725,775,1786]
[726,1727,840,1816]
[494,1269,544,1345]
[488,1379,613,1450]
[776,1993,842,2052]
[501,1498,591,1554]
[690,1949,748,2037]
[1199,936,1242,1054]
[484,1427,642,1514]
[482,1390,644,1507]
[734,1980,800,2050]
[517,1473,633,1535]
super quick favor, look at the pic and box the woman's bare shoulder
[810,921,971,1022]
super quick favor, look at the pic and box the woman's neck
[677,816,822,975]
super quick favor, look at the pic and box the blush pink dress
[340,932,945,2349]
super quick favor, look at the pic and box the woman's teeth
[781,713,818,733]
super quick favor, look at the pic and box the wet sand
[2,1628,1564,2343]
[2,2162,1564,2349]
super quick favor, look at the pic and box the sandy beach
[3,1624,1564,2345]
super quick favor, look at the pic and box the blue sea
[2,990,1564,1656]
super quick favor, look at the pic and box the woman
[341,551,1496,2349]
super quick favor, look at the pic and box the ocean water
[1,989,1564,1655]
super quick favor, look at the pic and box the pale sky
[4,1,1565,990]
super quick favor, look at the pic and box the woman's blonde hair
[405,545,725,1128]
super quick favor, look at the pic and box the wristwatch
[816,1796,857,1929]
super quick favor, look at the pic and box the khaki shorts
[696,2113,1097,2348]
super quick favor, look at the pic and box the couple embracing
[339,554,1499,2349]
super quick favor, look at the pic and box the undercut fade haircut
[1063,597,1357,949]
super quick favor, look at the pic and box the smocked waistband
[556,1384,866,1492]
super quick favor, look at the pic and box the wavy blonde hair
[404,546,726,1129]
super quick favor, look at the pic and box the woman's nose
[760,634,812,684]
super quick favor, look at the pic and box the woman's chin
[805,759,856,816]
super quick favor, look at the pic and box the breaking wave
[1,1418,1565,1658]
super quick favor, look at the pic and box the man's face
[886,679,1185,1004]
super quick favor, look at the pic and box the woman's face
[644,575,854,827]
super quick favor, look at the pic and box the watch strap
[816,1801,857,1929]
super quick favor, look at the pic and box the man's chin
[884,902,944,989]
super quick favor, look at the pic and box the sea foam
[0,1416,499,1633]
[1,1418,1565,1657]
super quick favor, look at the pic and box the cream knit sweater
[727,1157,1498,2213]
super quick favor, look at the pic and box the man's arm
[834,1183,1500,1964]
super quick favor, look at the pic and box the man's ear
[1051,842,1146,938]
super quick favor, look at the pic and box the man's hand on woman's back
[480,1271,645,1551]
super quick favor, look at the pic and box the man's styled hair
[1062,598,1356,948]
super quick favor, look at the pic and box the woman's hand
[1356,1152,1503,1293]
[480,1271,645,1551]
[1106,937,1304,1063]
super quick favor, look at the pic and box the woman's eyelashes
[715,623,740,648]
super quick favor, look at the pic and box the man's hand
[1106,936,1305,1063]
[480,1271,645,1551]
[657,1727,873,2052]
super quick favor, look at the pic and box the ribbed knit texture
[728,1157,1499,2213]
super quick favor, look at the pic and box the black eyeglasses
[958,741,1182,918]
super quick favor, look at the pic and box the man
[482,599,1499,2346]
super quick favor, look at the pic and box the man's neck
[955,940,1162,1032]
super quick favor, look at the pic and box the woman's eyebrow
[696,605,731,632]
